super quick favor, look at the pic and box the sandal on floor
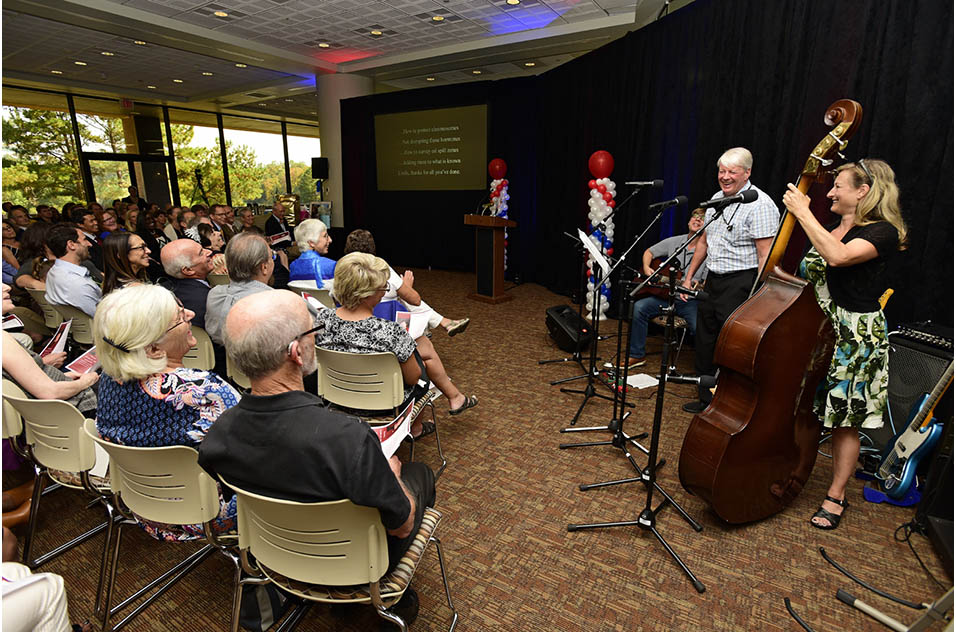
[410,421,436,440]
[448,395,478,416]
[811,495,849,530]
[446,318,470,337]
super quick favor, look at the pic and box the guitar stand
[564,265,705,593]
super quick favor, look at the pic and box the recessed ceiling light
[258,103,267,107]
[310,111,317,115]
[235,63,247,68]
[74,61,88,66]
[202,71,214,76]
[472,69,482,75]
[146,85,157,89]
[370,29,383,36]
[284,98,294,102]
[524,61,536,67]
[506,0,521,5]
[213,10,228,17]
[133,40,146,45]
[101,51,115,56]
[426,76,436,81]
[318,42,330,48]
[431,15,444,21]
[50,70,63,74]
[173,79,183,83]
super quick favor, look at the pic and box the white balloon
[587,198,597,208]
[590,189,602,200]
[500,203,508,211]
[606,181,616,191]
[606,228,614,239]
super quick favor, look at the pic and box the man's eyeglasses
[287,324,324,355]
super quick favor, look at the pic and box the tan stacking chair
[2,379,28,457]
[314,347,446,478]
[225,478,458,632]
[82,419,239,632]
[26,287,64,329]
[183,325,215,371]
[226,351,251,390]
[50,302,95,346]
[0,383,111,573]
[287,280,335,309]
[207,273,230,286]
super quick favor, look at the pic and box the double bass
[677,100,862,524]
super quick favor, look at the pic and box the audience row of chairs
[2,378,458,631]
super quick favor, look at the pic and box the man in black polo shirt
[197,290,435,574]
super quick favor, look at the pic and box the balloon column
[488,158,510,271]
[586,150,616,320]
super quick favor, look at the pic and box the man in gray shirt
[45,224,102,317]
[621,209,707,369]
[204,232,276,345]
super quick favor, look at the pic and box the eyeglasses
[856,159,874,184]
[129,245,147,252]
[287,324,324,355]
[163,298,188,335]
[717,168,744,177]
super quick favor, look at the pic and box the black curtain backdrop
[341,0,953,327]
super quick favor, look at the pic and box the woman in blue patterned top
[93,284,241,541]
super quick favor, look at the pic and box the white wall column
[316,72,373,227]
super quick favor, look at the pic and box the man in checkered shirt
[679,147,780,413]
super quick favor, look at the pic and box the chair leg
[20,466,45,567]
[431,536,459,632]
[93,506,122,617]
[100,522,125,632]
[428,403,448,479]
[375,605,407,631]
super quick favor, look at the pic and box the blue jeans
[628,296,698,359]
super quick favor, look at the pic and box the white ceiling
[2,0,682,124]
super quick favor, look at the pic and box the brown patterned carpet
[5,267,951,631]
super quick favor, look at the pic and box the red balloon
[491,192,498,199]
[588,179,597,189]
[496,183,504,191]
[608,200,616,209]
[504,240,508,247]
[606,248,614,255]
[597,184,607,194]
[602,192,613,202]
[502,179,508,186]
[488,158,507,179]
[587,269,592,277]
[588,150,614,179]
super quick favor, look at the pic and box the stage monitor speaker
[545,305,592,353]
[915,414,954,576]
[311,157,329,180]
[860,323,953,453]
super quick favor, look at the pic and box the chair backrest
[50,303,95,345]
[207,273,230,287]
[183,325,215,371]
[226,351,251,390]
[227,478,389,586]
[2,391,95,475]
[26,288,64,329]
[314,347,404,411]
[1,379,26,439]
[287,281,335,309]
[82,419,221,525]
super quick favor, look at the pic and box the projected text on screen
[375,105,487,191]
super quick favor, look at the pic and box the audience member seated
[124,207,140,233]
[344,229,469,338]
[198,289,436,586]
[316,252,478,425]
[101,232,151,296]
[289,218,335,286]
[622,209,707,369]
[160,239,214,329]
[2,219,20,271]
[70,207,103,271]
[264,201,294,244]
[12,223,53,291]
[237,207,256,232]
[204,232,276,345]
[93,284,239,541]
[197,223,227,275]
[164,207,182,242]
[209,205,235,243]
[2,527,93,632]
[44,224,102,318]
[34,205,56,224]
[8,206,31,239]
[183,214,210,243]
[98,210,125,240]
[134,209,169,281]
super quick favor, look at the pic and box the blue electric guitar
[878,361,953,499]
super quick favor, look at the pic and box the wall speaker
[860,323,953,453]
[311,157,329,180]
[545,305,592,353]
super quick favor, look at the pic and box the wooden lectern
[464,214,517,304]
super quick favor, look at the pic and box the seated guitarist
[619,208,707,370]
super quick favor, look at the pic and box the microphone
[648,195,688,211]
[698,188,758,209]
[624,179,664,189]
[665,374,717,389]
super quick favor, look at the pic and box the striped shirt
[703,182,780,274]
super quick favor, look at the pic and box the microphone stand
[563,211,726,594]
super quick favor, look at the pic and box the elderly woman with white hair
[289,218,335,286]
[316,252,477,437]
[93,284,240,541]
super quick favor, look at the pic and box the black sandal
[410,421,436,440]
[448,395,478,416]
[811,495,849,530]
